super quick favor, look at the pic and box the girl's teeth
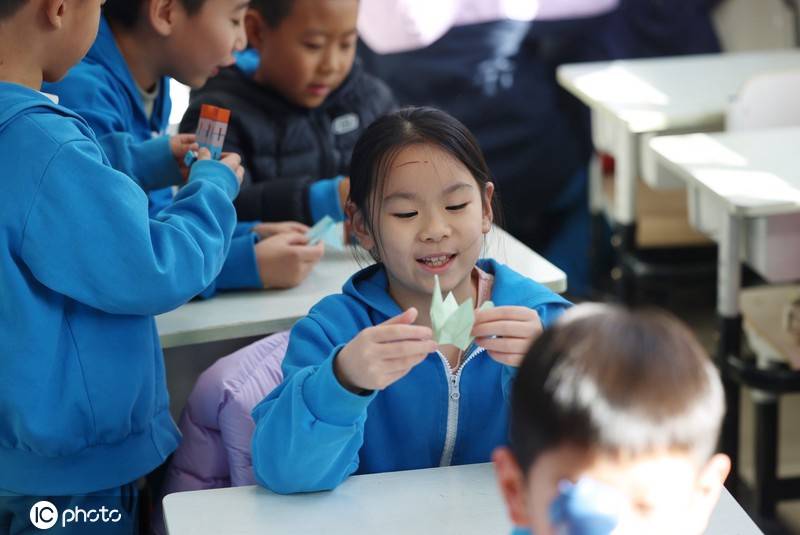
[423,255,449,266]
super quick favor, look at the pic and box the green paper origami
[430,275,494,350]
[306,215,343,249]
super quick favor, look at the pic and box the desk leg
[589,153,608,294]
[612,130,638,306]
[717,212,743,489]
[753,387,778,518]
[613,223,636,305]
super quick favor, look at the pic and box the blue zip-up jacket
[251,259,571,493]
[44,16,262,295]
[0,82,239,495]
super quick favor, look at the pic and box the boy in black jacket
[181,0,395,225]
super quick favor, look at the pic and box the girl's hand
[334,308,437,393]
[471,306,542,367]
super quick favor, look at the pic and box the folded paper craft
[306,215,343,249]
[430,274,493,351]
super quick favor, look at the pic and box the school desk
[162,463,764,535]
[156,226,567,349]
[649,126,800,516]
[556,49,800,301]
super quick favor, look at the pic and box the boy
[0,0,242,532]
[493,304,731,535]
[180,0,395,226]
[46,0,323,292]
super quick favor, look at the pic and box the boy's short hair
[103,0,206,28]
[510,304,724,474]
[250,0,294,28]
[0,0,26,19]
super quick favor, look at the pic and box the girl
[251,107,571,493]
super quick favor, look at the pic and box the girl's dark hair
[0,0,26,19]
[509,304,725,475]
[349,106,501,259]
[103,0,206,28]
[250,0,295,28]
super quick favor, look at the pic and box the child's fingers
[471,320,537,339]
[476,336,531,356]
[380,339,437,360]
[282,222,310,233]
[175,133,196,143]
[195,147,212,161]
[474,306,539,324]
[219,152,242,167]
[381,307,418,326]
[371,324,433,343]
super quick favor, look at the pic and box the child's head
[0,0,105,84]
[347,106,497,303]
[245,0,358,108]
[494,304,730,535]
[102,0,247,88]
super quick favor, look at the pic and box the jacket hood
[0,82,77,133]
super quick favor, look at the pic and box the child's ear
[482,182,495,234]
[345,201,375,251]
[149,0,180,37]
[492,447,532,527]
[693,454,731,519]
[244,9,266,50]
[43,0,66,29]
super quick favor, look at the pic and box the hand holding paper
[306,215,344,250]
[334,308,437,393]
[430,275,494,351]
[471,305,542,367]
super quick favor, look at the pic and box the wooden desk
[156,226,567,348]
[163,463,763,535]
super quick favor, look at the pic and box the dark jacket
[181,58,395,223]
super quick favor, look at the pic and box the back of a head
[0,0,27,20]
[510,303,725,472]
[102,0,205,28]
[249,0,295,28]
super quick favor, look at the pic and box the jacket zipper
[437,345,486,467]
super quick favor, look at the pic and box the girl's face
[352,144,494,308]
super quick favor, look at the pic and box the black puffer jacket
[181,59,395,223]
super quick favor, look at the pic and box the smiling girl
[250,107,571,493]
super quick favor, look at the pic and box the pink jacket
[162,331,289,493]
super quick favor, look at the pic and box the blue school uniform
[44,16,262,296]
[251,259,571,493]
[0,83,239,494]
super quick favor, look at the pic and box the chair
[152,332,290,534]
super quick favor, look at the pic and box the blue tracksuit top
[44,16,261,296]
[0,82,239,494]
[251,259,571,493]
